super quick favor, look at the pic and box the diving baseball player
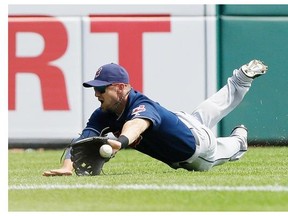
[43,60,268,176]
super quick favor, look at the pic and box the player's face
[94,85,121,112]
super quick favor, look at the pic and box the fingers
[107,139,121,151]
[42,169,72,177]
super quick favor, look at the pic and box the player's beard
[99,97,120,113]
[107,98,122,114]
[100,88,131,114]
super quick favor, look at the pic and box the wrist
[117,135,129,149]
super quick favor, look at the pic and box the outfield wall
[8,5,217,146]
[9,4,287,147]
[217,5,288,145]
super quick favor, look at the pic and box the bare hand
[42,168,72,176]
[107,139,122,155]
[43,159,73,176]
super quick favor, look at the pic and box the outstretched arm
[108,118,151,152]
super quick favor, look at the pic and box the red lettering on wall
[9,16,70,110]
[89,15,171,92]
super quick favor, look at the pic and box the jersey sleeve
[129,101,162,129]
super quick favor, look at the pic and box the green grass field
[8,146,288,212]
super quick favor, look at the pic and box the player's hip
[172,111,217,170]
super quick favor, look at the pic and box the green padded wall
[218,5,288,144]
[218,5,288,16]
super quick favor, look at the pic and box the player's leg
[212,125,248,167]
[179,125,248,171]
[192,60,267,129]
[192,68,251,129]
[176,60,266,171]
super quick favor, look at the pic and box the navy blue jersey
[84,89,196,165]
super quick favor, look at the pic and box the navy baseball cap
[83,63,129,88]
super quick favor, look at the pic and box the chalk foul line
[8,184,288,192]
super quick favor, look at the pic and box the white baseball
[99,144,113,158]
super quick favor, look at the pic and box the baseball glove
[70,136,112,176]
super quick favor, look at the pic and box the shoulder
[129,89,157,106]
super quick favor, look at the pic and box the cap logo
[94,67,102,78]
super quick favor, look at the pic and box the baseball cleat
[241,59,268,79]
[229,125,248,161]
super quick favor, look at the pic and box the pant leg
[176,69,253,171]
[192,69,253,129]
[181,135,245,171]
[212,136,245,167]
